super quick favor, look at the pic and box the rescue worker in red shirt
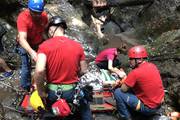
[113,45,164,120]
[95,48,126,78]
[16,0,48,91]
[34,16,92,120]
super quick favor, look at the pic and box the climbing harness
[47,83,76,92]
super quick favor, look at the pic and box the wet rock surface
[147,30,180,112]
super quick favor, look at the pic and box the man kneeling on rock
[113,45,164,120]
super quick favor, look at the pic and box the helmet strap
[48,26,59,38]
[48,25,65,38]
[52,26,59,37]
[134,59,143,68]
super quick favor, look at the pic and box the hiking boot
[0,71,14,80]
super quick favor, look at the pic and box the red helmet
[128,45,148,58]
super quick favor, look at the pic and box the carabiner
[55,88,62,100]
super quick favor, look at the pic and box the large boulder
[146,29,180,112]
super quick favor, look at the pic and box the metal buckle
[55,88,62,100]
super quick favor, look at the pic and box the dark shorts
[96,59,121,70]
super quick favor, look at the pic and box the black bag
[0,24,7,51]
[82,85,93,102]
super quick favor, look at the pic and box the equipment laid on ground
[29,90,45,111]
[91,85,115,112]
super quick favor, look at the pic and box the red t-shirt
[124,61,164,108]
[95,48,117,64]
[38,36,85,84]
[17,9,48,46]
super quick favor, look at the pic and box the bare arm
[108,60,127,78]
[79,60,88,76]
[92,0,154,7]
[108,59,117,72]
[92,0,107,7]
[34,53,47,98]
[18,32,37,61]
